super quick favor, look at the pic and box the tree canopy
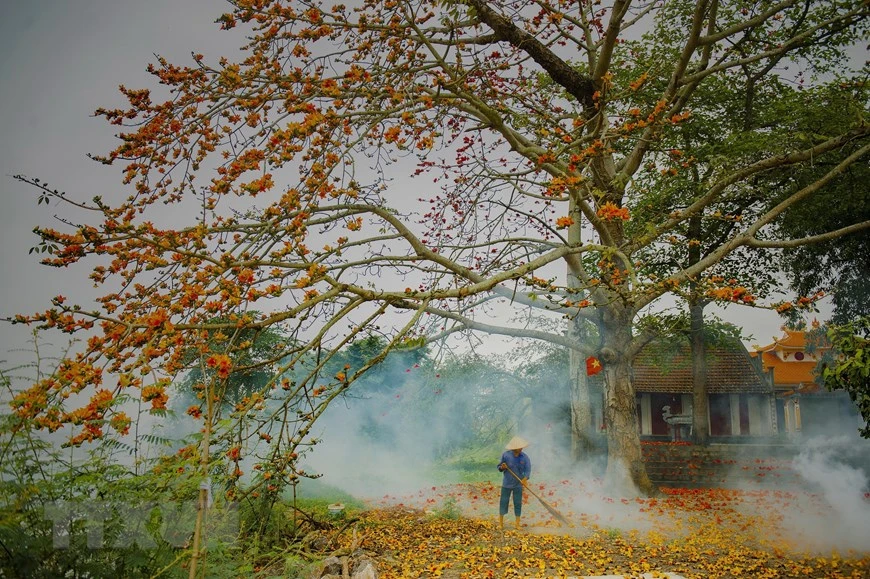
[818,316,870,438]
[771,84,870,324]
[11,0,870,495]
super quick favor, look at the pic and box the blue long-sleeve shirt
[498,450,531,489]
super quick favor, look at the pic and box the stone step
[638,443,808,486]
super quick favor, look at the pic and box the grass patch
[290,479,367,523]
[428,462,497,484]
[427,496,462,520]
[433,445,504,484]
[294,477,365,506]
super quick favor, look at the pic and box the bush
[428,496,462,520]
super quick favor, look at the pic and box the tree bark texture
[687,214,710,445]
[569,344,595,460]
[601,356,656,496]
[599,314,656,496]
[690,300,710,445]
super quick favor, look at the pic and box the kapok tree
[10,0,870,497]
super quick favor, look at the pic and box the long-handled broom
[504,465,571,527]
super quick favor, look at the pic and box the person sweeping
[497,436,531,530]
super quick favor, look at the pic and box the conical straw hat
[505,436,529,450]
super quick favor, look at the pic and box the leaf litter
[332,480,870,578]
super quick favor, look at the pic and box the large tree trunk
[566,196,596,460]
[568,341,595,460]
[690,300,710,445]
[599,313,657,496]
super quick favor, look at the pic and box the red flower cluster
[141,385,168,410]
[206,354,233,379]
[596,202,630,221]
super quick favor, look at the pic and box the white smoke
[782,435,870,553]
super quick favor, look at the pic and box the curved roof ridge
[754,328,807,352]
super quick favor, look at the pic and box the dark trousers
[499,486,523,516]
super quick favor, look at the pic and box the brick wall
[641,443,805,488]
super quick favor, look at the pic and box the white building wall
[681,394,693,415]
[730,394,741,434]
[748,396,763,435]
[640,394,651,435]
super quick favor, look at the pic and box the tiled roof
[633,339,769,394]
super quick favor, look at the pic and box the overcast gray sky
[0,1,227,369]
[0,1,817,380]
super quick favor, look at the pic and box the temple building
[632,339,774,440]
[580,328,861,442]
[750,328,861,438]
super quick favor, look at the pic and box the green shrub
[428,496,462,520]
